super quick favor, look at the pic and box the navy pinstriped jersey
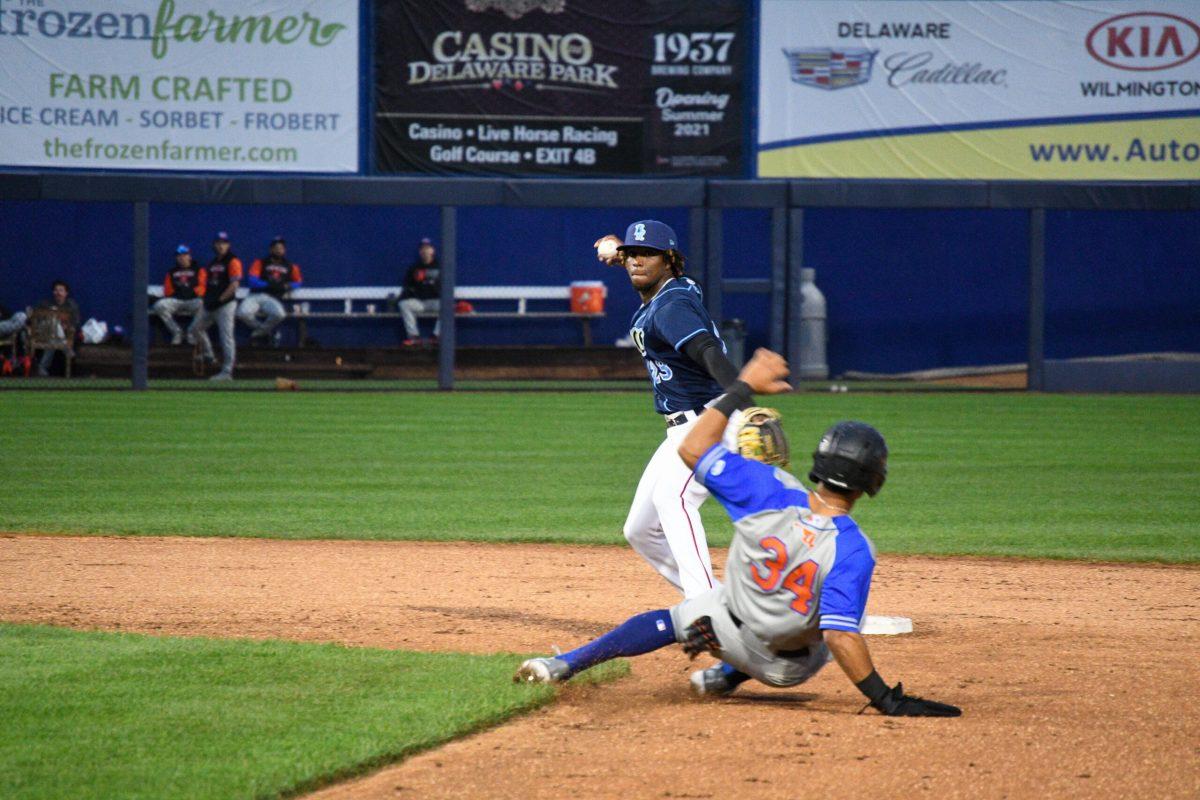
[694,443,877,652]
[629,277,725,414]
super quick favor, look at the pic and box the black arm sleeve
[683,331,740,388]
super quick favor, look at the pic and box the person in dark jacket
[238,235,302,344]
[399,237,440,346]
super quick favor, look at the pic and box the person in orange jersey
[151,244,206,346]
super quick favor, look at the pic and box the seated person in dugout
[515,349,961,718]
[238,235,302,344]
[151,244,207,345]
[399,237,440,346]
[34,279,81,377]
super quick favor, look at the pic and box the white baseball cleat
[513,657,570,684]
[690,666,736,697]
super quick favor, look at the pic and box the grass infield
[0,623,624,800]
[0,391,1196,561]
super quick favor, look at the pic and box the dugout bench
[147,285,604,346]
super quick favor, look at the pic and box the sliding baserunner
[516,349,961,717]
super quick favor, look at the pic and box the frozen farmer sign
[0,0,359,172]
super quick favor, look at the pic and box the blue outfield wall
[1,200,1197,374]
[804,208,1030,374]
[1044,210,1200,361]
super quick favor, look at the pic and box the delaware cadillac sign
[757,0,1200,181]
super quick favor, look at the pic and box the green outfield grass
[0,391,1196,561]
[0,623,623,800]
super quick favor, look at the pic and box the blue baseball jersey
[694,444,876,651]
[629,277,725,414]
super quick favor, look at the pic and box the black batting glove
[873,683,962,717]
[856,671,961,717]
[680,616,721,659]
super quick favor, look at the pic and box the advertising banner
[758,1,1200,179]
[375,0,746,175]
[0,0,359,172]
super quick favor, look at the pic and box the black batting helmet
[809,421,888,497]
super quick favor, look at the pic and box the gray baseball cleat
[690,666,737,697]
[513,656,570,684]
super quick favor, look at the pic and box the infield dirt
[1,535,1197,799]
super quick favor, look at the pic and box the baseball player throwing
[515,349,961,717]
[594,220,743,599]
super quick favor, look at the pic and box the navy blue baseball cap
[617,220,679,253]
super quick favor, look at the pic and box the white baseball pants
[623,410,741,598]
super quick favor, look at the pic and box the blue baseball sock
[560,609,676,675]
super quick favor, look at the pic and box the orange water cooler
[569,281,607,313]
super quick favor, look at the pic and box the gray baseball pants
[670,587,832,688]
[193,302,236,373]
[151,297,204,341]
[237,294,286,335]
[399,298,440,338]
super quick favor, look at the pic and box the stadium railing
[147,285,603,346]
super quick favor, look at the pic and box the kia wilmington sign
[374,0,747,176]
[1085,12,1200,71]
[0,1,359,172]
[757,1,1200,180]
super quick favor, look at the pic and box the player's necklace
[812,489,850,515]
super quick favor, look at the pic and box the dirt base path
[2,535,1197,799]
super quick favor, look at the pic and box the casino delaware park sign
[757,0,1200,179]
[374,0,747,176]
[0,0,359,172]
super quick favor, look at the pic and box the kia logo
[1086,12,1200,71]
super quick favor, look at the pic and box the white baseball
[596,238,619,260]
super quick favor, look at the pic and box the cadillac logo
[465,0,566,20]
[784,48,877,90]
